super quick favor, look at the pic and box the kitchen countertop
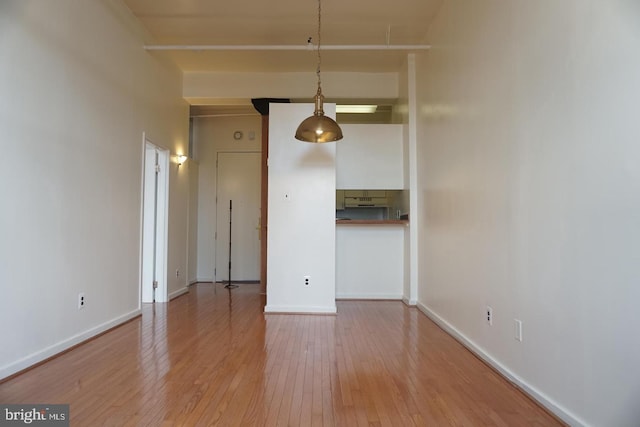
[336,219,409,225]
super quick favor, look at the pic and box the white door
[141,139,169,303]
[215,152,261,282]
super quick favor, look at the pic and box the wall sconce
[177,154,187,166]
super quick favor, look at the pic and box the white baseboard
[402,296,417,306]
[264,305,337,314]
[196,276,213,283]
[416,302,585,427]
[0,309,141,381]
[336,293,403,300]
[169,286,189,300]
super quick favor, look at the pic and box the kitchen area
[335,124,409,300]
[266,106,412,313]
[336,189,408,222]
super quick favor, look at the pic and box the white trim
[196,276,214,283]
[336,294,403,300]
[402,296,417,306]
[145,44,431,52]
[141,140,156,304]
[416,302,586,427]
[156,149,170,302]
[407,54,420,306]
[0,309,141,381]
[264,305,337,314]
[169,287,189,300]
[138,133,146,310]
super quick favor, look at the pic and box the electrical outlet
[486,306,493,326]
[304,276,310,287]
[78,293,85,310]
[176,269,180,277]
[514,319,523,342]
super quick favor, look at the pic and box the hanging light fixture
[294,0,343,143]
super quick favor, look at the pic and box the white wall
[266,103,336,314]
[167,149,191,298]
[184,72,398,104]
[416,1,640,426]
[0,0,189,378]
[193,116,262,282]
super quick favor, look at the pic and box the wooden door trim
[260,115,268,296]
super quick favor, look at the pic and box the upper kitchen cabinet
[336,124,405,189]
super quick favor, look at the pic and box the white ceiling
[122,0,443,74]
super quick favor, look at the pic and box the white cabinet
[344,190,386,197]
[335,224,405,299]
[336,124,404,189]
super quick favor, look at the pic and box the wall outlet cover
[515,319,523,341]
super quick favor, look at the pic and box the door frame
[140,134,170,304]
[260,115,268,294]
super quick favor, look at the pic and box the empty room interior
[1,1,639,426]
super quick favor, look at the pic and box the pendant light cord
[294,0,343,142]
[316,0,322,91]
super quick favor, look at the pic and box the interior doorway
[215,151,261,283]
[141,137,169,303]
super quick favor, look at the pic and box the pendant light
[294,0,343,143]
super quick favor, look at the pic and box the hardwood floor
[0,284,563,426]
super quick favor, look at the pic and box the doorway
[215,152,261,283]
[141,138,169,303]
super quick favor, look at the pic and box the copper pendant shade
[294,0,343,143]
[295,87,343,143]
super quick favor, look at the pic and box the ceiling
[122,0,443,114]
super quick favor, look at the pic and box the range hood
[344,195,388,208]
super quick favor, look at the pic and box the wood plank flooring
[0,284,564,426]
